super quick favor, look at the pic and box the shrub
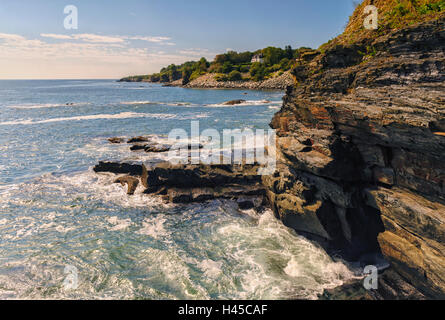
[279,58,291,70]
[250,63,267,81]
[221,61,233,74]
[214,74,228,82]
[228,70,242,81]
[239,64,250,73]
[418,0,445,14]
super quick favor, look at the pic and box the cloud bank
[0,33,214,79]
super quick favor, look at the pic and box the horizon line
[0,78,119,81]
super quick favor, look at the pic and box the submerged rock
[108,137,125,144]
[127,136,151,143]
[130,143,148,151]
[223,99,246,106]
[144,144,170,153]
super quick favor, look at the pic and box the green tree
[279,58,290,70]
[182,67,193,85]
[228,70,242,81]
[250,63,266,81]
[160,73,170,82]
[221,61,233,74]
[197,57,209,72]
[285,45,294,59]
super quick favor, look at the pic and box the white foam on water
[0,112,177,126]
[137,216,169,240]
[54,224,76,233]
[139,247,211,299]
[206,100,282,108]
[119,101,197,107]
[0,170,357,299]
[198,259,223,279]
[119,101,156,105]
[215,209,357,300]
[7,102,91,109]
[177,112,210,120]
[107,216,133,231]
[59,170,170,210]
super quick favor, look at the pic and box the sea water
[0,80,355,299]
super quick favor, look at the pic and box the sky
[0,0,357,79]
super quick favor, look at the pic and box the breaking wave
[0,169,356,300]
[0,112,177,126]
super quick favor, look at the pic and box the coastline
[120,71,294,91]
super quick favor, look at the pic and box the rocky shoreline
[101,13,445,300]
[182,72,294,90]
[121,71,294,91]
[94,136,269,210]
[264,16,445,299]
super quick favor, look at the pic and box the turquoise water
[0,80,354,299]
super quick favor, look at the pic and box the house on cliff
[251,54,264,63]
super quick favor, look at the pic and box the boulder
[130,144,148,151]
[108,137,125,144]
[145,144,171,153]
[94,160,267,206]
[114,176,140,195]
[223,99,246,106]
[127,136,150,143]
[93,161,143,176]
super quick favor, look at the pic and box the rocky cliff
[264,13,445,299]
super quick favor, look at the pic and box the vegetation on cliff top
[322,0,445,50]
[120,46,315,84]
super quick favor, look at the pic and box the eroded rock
[264,16,445,298]
[114,176,140,195]
[93,161,143,176]
[94,160,266,207]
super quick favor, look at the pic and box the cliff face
[264,16,445,298]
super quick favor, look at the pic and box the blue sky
[0,0,356,79]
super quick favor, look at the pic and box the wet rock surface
[94,160,266,210]
[264,17,445,299]
[223,99,246,106]
[114,176,140,195]
[93,161,143,176]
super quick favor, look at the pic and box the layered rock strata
[264,17,445,298]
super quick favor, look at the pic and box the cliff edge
[264,3,444,299]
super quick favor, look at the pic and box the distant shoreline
[119,71,294,90]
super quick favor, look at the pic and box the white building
[251,54,264,63]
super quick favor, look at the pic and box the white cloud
[41,33,125,43]
[179,48,214,57]
[0,33,26,41]
[0,33,210,79]
[40,33,174,45]
[40,33,73,40]
[130,36,172,43]
[74,34,126,43]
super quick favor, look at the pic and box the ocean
[0,80,354,299]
